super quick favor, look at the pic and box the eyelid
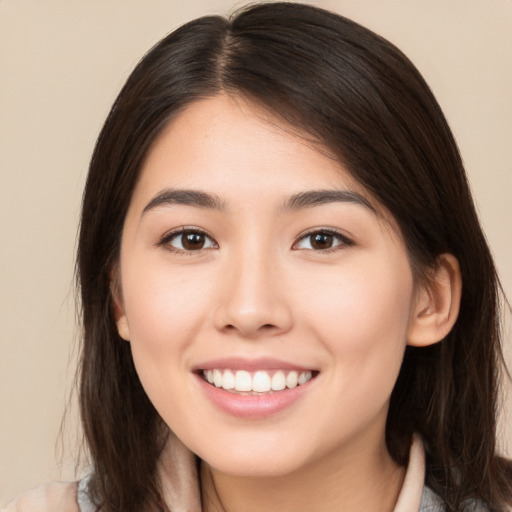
[158,226,218,253]
[292,227,354,251]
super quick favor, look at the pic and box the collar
[393,434,426,512]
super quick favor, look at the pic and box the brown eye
[166,229,216,252]
[294,230,352,251]
[310,233,334,250]
[182,231,206,250]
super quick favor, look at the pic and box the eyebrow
[142,188,375,216]
[282,190,376,212]
[143,189,226,214]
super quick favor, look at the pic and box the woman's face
[116,95,418,477]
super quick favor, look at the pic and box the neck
[200,433,405,512]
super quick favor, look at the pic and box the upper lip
[193,357,316,372]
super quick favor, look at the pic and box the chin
[205,455,305,479]
[197,436,318,479]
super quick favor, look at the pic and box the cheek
[297,256,414,385]
[123,259,211,340]
[311,246,412,332]
[119,260,221,427]
[120,257,219,391]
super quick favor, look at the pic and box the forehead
[134,94,370,205]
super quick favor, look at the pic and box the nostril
[223,323,276,333]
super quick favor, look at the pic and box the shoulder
[419,486,446,511]
[2,481,80,512]
[419,485,498,512]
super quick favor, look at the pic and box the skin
[114,94,461,512]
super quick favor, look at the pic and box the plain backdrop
[1,0,511,504]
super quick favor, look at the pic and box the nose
[213,249,293,339]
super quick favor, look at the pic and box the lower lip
[195,374,314,419]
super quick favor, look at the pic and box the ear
[110,268,130,341]
[407,254,462,347]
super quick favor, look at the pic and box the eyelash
[158,227,354,254]
[293,228,354,253]
[159,226,218,255]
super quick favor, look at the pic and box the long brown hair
[77,3,512,510]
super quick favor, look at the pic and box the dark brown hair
[77,3,512,511]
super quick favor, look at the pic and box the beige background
[1,0,511,504]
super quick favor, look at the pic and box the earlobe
[110,270,130,341]
[407,254,462,347]
[116,314,130,341]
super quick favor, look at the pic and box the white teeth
[271,371,286,391]
[298,371,311,385]
[235,370,252,392]
[202,369,313,393]
[286,371,298,388]
[213,369,223,388]
[221,370,235,390]
[253,371,272,392]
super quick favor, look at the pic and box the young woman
[4,2,511,511]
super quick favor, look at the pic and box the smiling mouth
[201,369,317,395]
